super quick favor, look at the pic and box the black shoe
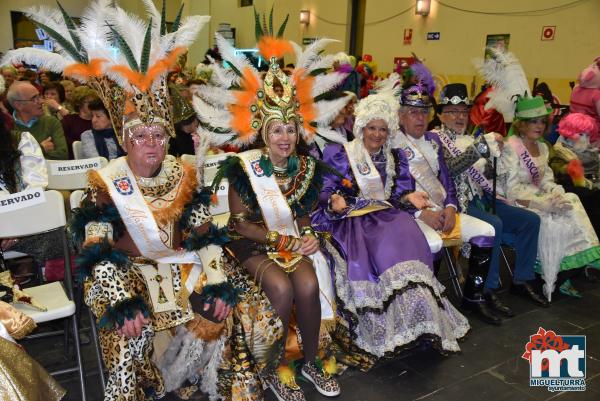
[510,282,550,308]
[463,299,502,326]
[484,291,515,317]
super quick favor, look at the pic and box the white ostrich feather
[195,85,235,107]
[374,72,402,96]
[315,127,349,144]
[295,38,339,71]
[474,48,530,122]
[140,0,161,39]
[311,72,347,98]
[197,127,235,147]
[24,6,76,58]
[154,15,210,61]
[106,6,148,67]
[314,95,353,125]
[306,54,335,73]
[1,48,70,74]
[209,61,240,88]
[78,0,117,62]
[193,96,232,129]
[215,33,256,76]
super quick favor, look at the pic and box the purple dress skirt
[312,144,470,367]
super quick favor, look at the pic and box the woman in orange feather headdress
[196,30,350,400]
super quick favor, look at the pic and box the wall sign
[404,29,413,45]
[541,26,556,41]
[427,32,440,40]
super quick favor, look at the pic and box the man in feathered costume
[1,1,248,400]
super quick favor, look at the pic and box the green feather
[160,0,167,35]
[32,20,84,63]
[309,68,328,77]
[276,14,289,38]
[108,24,139,71]
[262,14,268,39]
[226,61,243,78]
[253,7,263,41]
[56,1,86,60]
[140,19,152,73]
[172,3,184,32]
[268,5,274,36]
[259,155,274,177]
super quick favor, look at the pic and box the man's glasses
[405,108,430,116]
[15,94,42,103]
[442,110,469,118]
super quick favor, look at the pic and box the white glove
[473,158,487,171]
[483,133,502,158]
[529,197,554,212]
[549,193,572,213]
[550,185,566,196]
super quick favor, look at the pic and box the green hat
[514,95,551,120]
[169,84,196,126]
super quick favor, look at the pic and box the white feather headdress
[473,48,530,122]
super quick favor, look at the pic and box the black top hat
[437,83,470,113]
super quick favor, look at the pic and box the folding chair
[72,141,83,160]
[46,157,108,190]
[69,189,107,392]
[442,238,464,299]
[0,190,86,400]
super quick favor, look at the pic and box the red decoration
[521,327,570,372]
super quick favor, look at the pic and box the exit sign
[427,32,440,40]
[302,37,317,45]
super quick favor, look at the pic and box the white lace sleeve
[18,132,48,190]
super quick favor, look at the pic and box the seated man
[392,83,500,325]
[433,83,548,318]
[7,81,68,160]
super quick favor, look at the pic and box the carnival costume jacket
[70,155,234,401]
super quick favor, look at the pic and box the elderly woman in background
[500,95,600,300]
[42,81,71,120]
[61,86,95,158]
[80,97,125,160]
[312,92,470,370]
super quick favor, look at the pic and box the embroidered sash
[507,136,542,187]
[397,133,447,208]
[437,131,495,194]
[97,157,215,310]
[343,140,386,201]
[237,150,335,321]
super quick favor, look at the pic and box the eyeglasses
[442,110,469,117]
[15,94,42,103]
[129,132,167,146]
[405,108,430,116]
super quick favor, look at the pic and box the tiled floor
[27,271,600,401]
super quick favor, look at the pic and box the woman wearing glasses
[499,95,600,300]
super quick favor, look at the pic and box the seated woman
[312,92,470,369]
[500,96,600,300]
[80,97,125,160]
[42,81,71,120]
[202,38,345,400]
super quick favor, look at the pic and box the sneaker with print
[266,371,306,401]
[301,361,341,397]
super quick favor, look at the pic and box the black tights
[244,255,321,364]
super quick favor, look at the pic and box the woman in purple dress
[312,92,470,369]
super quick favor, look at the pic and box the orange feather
[258,37,294,61]
[64,58,107,80]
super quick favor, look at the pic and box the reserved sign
[0,188,46,214]
[50,158,103,176]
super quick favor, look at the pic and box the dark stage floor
[27,270,600,401]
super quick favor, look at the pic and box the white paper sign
[209,180,229,216]
[50,158,103,176]
[0,188,46,214]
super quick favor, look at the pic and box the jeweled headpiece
[1,0,209,144]
[193,34,349,146]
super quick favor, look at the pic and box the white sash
[97,157,213,311]
[507,136,542,187]
[343,140,386,201]
[437,131,495,194]
[237,150,335,321]
[397,133,447,208]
